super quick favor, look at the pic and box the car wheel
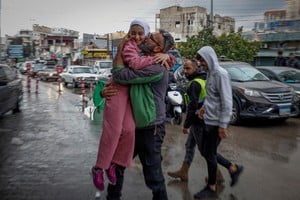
[62,79,68,86]
[230,99,241,125]
[12,94,22,113]
[73,80,77,88]
[274,117,288,124]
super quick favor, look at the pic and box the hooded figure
[197,46,232,128]
[129,18,150,36]
[194,46,243,199]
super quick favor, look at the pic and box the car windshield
[33,64,45,70]
[99,62,112,69]
[44,66,56,71]
[73,67,92,73]
[224,64,269,82]
[277,70,300,83]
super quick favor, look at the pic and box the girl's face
[129,25,146,45]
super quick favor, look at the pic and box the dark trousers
[201,124,232,185]
[107,124,168,200]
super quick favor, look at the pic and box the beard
[139,42,155,55]
[185,73,193,81]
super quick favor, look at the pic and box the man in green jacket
[105,29,175,200]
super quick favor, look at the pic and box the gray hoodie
[197,46,232,128]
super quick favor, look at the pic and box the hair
[190,59,199,68]
[159,29,175,52]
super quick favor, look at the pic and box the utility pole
[106,33,110,59]
[210,0,214,28]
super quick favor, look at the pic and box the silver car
[0,64,23,116]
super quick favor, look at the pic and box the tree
[178,27,261,63]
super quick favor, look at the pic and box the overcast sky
[1,0,286,37]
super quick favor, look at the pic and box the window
[175,21,180,28]
[188,19,193,25]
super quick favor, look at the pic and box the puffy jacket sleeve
[112,64,164,85]
[122,40,156,70]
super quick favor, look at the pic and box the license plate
[279,106,291,115]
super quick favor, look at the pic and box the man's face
[289,54,295,60]
[183,60,197,78]
[196,54,208,71]
[139,32,163,54]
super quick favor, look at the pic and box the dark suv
[220,61,299,124]
[0,64,23,116]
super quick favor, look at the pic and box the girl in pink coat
[92,19,174,191]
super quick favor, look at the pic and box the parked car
[220,61,299,124]
[96,69,112,81]
[31,63,46,78]
[16,62,24,72]
[93,60,112,72]
[61,65,98,87]
[37,65,59,81]
[0,64,23,116]
[92,60,112,79]
[168,49,184,72]
[256,66,300,114]
[19,61,35,74]
[175,61,299,125]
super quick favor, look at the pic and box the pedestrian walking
[195,46,244,199]
[286,53,299,69]
[274,50,287,66]
[167,59,224,183]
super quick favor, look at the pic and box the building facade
[156,5,235,42]
[243,0,300,66]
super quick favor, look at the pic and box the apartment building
[286,0,300,19]
[155,5,235,42]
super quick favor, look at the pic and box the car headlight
[294,90,300,102]
[239,88,261,97]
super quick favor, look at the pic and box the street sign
[8,45,24,58]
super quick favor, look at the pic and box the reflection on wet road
[0,77,299,200]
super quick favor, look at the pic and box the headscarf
[130,19,150,36]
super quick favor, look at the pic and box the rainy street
[0,77,300,200]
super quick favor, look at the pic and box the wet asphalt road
[0,76,300,200]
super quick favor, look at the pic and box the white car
[93,60,112,72]
[93,60,112,74]
[61,65,98,87]
[96,68,112,81]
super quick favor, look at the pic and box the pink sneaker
[105,163,117,185]
[91,166,104,191]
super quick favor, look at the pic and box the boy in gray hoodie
[195,46,243,199]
